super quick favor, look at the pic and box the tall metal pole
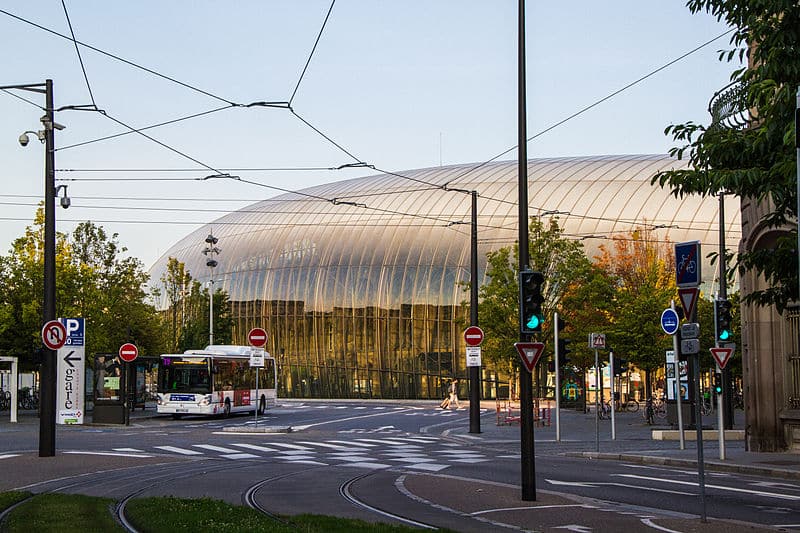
[718,192,734,428]
[209,277,214,346]
[554,312,561,442]
[469,190,481,434]
[517,0,535,502]
[40,79,56,457]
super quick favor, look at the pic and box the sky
[0,2,739,271]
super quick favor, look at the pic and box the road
[1,402,798,531]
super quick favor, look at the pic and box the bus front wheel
[258,396,266,415]
[223,399,231,418]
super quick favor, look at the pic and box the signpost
[247,329,268,427]
[464,326,484,346]
[710,347,734,370]
[57,318,85,425]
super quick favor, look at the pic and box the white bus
[156,345,277,418]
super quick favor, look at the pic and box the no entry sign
[248,327,268,347]
[119,343,138,363]
[463,326,484,347]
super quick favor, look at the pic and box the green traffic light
[719,329,730,341]
[526,314,542,329]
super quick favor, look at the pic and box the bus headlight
[157,395,164,405]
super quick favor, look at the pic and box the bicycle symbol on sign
[678,254,697,275]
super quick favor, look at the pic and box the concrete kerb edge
[568,451,800,480]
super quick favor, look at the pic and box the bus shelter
[0,356,18,423]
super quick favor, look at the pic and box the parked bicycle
[0,390,10,411]
[616,397,640,412]
[643,396,667,423]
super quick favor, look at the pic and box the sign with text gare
[56,318,85,425]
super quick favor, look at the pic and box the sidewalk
[441,400,800,481]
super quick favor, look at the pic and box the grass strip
[0,491,31,512]
[3,492,123,532]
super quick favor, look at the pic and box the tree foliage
[160,257,233,353]
[652,0,800,310]
[0,213,165,370]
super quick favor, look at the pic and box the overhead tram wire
[61,0,97,109]
[0,8,236,106]
[56,105,236,152]
[289,0,336,106]
[437,28,737,191]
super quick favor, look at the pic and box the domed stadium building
[149,155,740,400]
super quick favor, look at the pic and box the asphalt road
[1,402,798,531]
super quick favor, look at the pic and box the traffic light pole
[554,312,561,442]
[469,190,480,435]
[517,0,535,503]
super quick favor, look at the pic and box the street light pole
[41,79,57,457]
[203,232,220,346]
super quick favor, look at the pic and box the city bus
[156,345,277,418]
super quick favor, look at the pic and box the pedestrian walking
[448,379,461,409]
[439,385,451,409]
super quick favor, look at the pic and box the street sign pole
[672,300,685,450]
[594,347,599,453]
[554,312,561,443]
[717,366,725,460]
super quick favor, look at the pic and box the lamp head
[18,133,29,146]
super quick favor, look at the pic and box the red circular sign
[463,326,484,347]
[41,320,67,350]
[248,327,268,347]
[119,343,139,363]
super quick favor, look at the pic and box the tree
[651,0,800,310]
[0,214,165,370]
[593,226,677,393]
[475,217,593,391]
[159,258,233,352]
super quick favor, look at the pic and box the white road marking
[0,454,20,460]
[220,453,260,460]
[270,442,312,450]
[297,441,351,451]
[229,443,279,453]
[326,439,376,447]
[614,474,800,500]
[193,444,242,453]
[340,462,391,469]
[64,450,154,458]
[154,445,203,455]
[113,447,144,452]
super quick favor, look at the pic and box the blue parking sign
[675,241,701,287]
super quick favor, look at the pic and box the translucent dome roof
[149,154,739,308]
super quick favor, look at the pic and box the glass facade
[149,155,741,399]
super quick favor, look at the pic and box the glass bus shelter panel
[92,353,126,425]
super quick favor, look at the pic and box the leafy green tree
[652,0,800,310]
[0,214,165,370]
[159,258,233,352]
[593,227,677,393]
[474,217,593,392]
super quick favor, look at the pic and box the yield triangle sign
[710,347,734,370]
[678,287,699,319]
[515,342,544,373]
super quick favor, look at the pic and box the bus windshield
[158,358,211,394]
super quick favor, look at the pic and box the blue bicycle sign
[675,241,701,287]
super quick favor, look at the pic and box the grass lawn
[0,492,447,532]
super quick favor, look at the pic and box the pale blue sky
[1,2,738,269]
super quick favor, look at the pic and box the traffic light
[715,299,733,342]
[557,338,572,365]
[519,270,545,334]
[614,358,627,376]
[713,372,723,394]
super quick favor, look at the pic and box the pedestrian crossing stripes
[117,436,486,472]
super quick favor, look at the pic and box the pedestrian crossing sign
[589,333,606,349]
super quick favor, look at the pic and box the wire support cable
[289,0,336,106]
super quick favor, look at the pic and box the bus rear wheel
[223,399,231,418]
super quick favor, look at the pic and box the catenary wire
[61,0,97,109]
[289,0,336,106]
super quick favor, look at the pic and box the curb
[567,451,800,480]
